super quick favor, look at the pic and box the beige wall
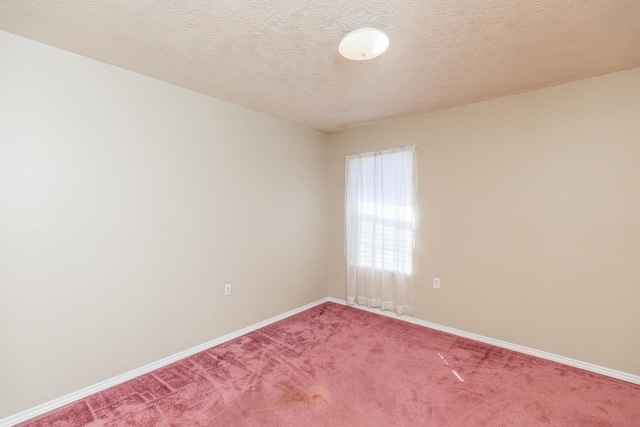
[2,26,640,421]
[328,67,640,376]
[0,31,329,417]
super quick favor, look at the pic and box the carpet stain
[279,385,331,413]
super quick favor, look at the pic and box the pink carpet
[18,302,640,426]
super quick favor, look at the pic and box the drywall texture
[2,0,640,132]
[0,30,329,418]
[328,67,640,376]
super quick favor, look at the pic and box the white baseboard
[5,296,638,426]
[0,297,331,427]
[327,297,640,386]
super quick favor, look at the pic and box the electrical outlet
[224,283,232,296]
[433,278,440,289]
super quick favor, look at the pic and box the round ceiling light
[338,27,389,61]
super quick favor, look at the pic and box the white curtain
[345,146,416,315]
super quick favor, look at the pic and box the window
[345,147,416,275]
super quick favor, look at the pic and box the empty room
[1,1,639,426]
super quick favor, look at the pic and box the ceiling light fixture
[339,27,389,61]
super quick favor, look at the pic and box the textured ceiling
[1,1,640,132]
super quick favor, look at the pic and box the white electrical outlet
[433,278,440,289]
[224,283,232,296]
